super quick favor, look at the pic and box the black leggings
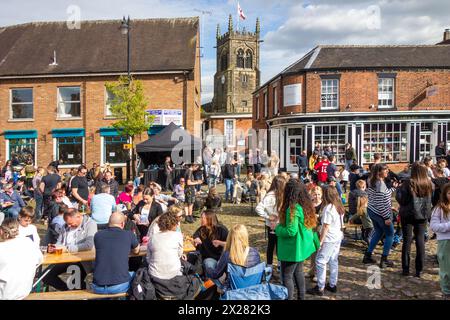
[266,226,277,266]
[401,218,426,273]
[281,261,305,300]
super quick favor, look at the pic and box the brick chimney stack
[444,29,450,42]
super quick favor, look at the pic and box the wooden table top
[42,241,196,265]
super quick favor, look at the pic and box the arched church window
[237,49,245,68]
[221,54,228,71]
[245,50,253,69]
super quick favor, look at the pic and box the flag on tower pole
[238,2,246,20]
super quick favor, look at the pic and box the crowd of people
[1,148,450,300]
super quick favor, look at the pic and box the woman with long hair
[129,188,163,242]
[396,162,432,277]
[430,183,450,299]
[255,176,287,269]
[307,185,323,280]
[308,186,344,296]
[205,224,261,288]
[363,164,398,267]
[274,179,318,300]
[193,209,228,272]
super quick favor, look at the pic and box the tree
[105,75,153,179]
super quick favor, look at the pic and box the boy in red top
[314,156,330,183]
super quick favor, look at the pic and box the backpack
[411,194,431,221]
[128,267,156,300]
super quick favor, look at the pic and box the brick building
[0,18,201,175]
[253,30,450,172]
[202,15,260,151]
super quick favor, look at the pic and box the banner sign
[147,109,183,126]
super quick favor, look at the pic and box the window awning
[100,127,122,137]
[4,130,38,139]
[148,125,166,136]
[51,128,85,138]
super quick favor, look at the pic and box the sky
[1,0,449,104]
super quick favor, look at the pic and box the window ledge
[104,116,118,120]
[320,108,340,112]
[377,106,397,110]
[56,117,82,121]
[8,118,34,122]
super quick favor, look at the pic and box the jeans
[6,208,20,219]
[345,160,353,171]
[34,192,44,220]
[281,261,305,300]
[437,240,450,295]
[92,272,135,294]
[316,241,341,290]
[224,179,234,202]
[208,175,217,189]
[367,208,394,257]
[236,165,241,181]
[401,217,426,273]
[266,226,277,266]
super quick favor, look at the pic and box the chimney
[444,29,450,42]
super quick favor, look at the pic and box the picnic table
[34,240,196,291]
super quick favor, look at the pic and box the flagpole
[236,1,239,32]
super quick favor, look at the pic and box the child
[204,187,222,210]
[44,204,68,246]
[348,180,373,244]
[349,164,365,192]
[18,206,40,247]
[340,167,349,193]
[308,186,344,296]
[437,159,450,178]
[430,183,450,299]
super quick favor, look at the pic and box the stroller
[220,262,287,300]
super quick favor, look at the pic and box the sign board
[123,144,132,150]
[283,84,302,107]
[147,109,183,126]
[426,86,438,97]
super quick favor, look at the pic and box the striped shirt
[367,180,396,220]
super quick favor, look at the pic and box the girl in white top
[0,218,43,300]
[430,183,450,298]
[17,206,40,247]
[255,176,286,268]
[310,186,344,296]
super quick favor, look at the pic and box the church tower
[212,15,260,113]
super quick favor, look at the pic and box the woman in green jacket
[274,179,319,300]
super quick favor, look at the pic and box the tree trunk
[131,137,136,179]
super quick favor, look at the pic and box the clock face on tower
[221,75,225,84]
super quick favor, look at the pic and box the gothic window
[220,53,228,71]
[245,50,253,69]
[237,49,245,68]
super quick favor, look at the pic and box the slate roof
[0,17,199,77]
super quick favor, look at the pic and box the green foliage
[105,75,154,141]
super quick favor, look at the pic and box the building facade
[202,15,260,151]
[0,18,201,173]
[253,31,450,172]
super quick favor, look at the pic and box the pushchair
[219,262,288,300]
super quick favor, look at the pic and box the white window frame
[256,96,260,120]
[362,123,408,163]
[10,88,34,120]
[314,124,347,164]
[104,87,117,118]
[5,138,38,165]
[224,119,236,147]
[263,91,268,118]
[57,86,81,119]
[53,137,85,169]
[273,86,278,115]
[320,79,339,110]
[100,136,132,166]
[378,78,394,109]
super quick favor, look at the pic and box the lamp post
[120,16,132,182]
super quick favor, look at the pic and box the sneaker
[402,270,410,276]
[363,252,377,264]
[380,255,394,268]
[306,286,324,296]
[325,284,337,293]
[415,272,421,278]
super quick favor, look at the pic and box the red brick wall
[253,69,450,122]
[0,71,200,170]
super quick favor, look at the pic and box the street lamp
[120,16,131,81]
[121,16,132,182]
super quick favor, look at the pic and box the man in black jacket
[95,171,119,199]
[223,160,236,203]
[435,141,446,161]
[296,150,308,176]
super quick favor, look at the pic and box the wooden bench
[25,290,127,300]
